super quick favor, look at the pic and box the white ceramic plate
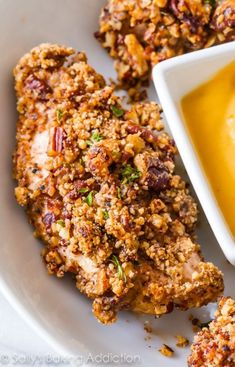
[0,1,235,366]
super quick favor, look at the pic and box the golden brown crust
[188,297,235,366]
[13,43,223,324]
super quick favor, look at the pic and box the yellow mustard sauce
[181,61,235,237]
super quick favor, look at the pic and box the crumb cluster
[159,344,174,357]
[176,335,189,348]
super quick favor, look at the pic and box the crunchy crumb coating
[13,43,223,324]
[188,297,235,366]
[96,0,235,97]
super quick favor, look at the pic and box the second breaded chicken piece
[96,0,235,99]
[188,297,235,366]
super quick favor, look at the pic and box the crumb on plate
[176,335,189,348]
[144,321,153,334]
[159,344,174,357]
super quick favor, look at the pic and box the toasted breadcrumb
[144,321,153,334]
[159,344,174,357]
[176,335,189,348]
[13,43,223,324]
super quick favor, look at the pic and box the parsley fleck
[56,109,63,122]
[79,157,85,166]
[85,191,93,206]
[79,187,89,194]
[117,187,122,199]
[111,105,124,118]
[121,164,141,184]
[111,255,126,281]
[204,0,215,6]
[87,131,103,146]
[57,220,65,227]
[103,210,109,219]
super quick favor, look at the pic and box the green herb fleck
[79,187,89,194]
[111,105,124,118]
[111,255,126,281]
[56,109,63,122]
[57,220,65,227]
[121,164,140,184]
[85,191,93,206]
[87,131,103,146]
[103,210,109,220]
[79,157,85,166]
[204,0,215,6]
[117,187,122,199]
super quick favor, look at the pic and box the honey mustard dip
[181,61,235,237]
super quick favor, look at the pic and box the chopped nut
[175,335,189,348]
[159,344,174,357]
[47,126,64,156]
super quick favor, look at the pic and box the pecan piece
[47,127,64,156]
[25,74,52,100]
[43,212,56,230]
[126,123,158,144]
[134,153,170,191]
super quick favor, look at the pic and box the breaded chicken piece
[95,0,235,98]
[188,297,235,366]
[13,44,223,324]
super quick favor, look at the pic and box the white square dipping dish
[153,41,235,266]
